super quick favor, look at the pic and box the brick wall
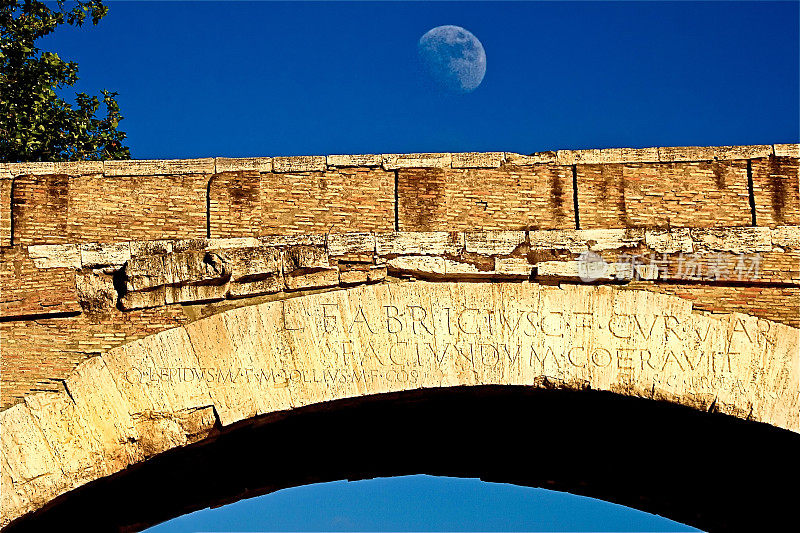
[2,145,797,244]
[752,156,800,227]
[209,168,394,237]
[11,173,209,245]
[397,165,574,231]
[576,161,752,228]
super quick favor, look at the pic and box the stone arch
[2,282,798,530]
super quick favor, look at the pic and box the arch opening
[6,385,798,532]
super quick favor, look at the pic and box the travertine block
[103,158,214,176]
[504,151,557,165]
[691,227,772,254]
[772,226,800,249]
[120,287,166,310]
[75,270,117,310]
[215,157,273,173]
[165,283,228,304]
[327,232,375,256]
[259,234,326,247]
[382,153,452,170]
[376,232,464,256]
[658,146,716,162]
[80,242,132,268]
[600,147,660,163]
[220,247,281,281]
[773,143,799,157]
[527,229,643,253]
[283,245,330,272]
[0,161,102,177]
[451,152,505,168]
[495,257,533,276]
[205,237,262,250]
[326,154,382,167]
[284,268,339,290]
[713,145,772,160]
[556,149,603,165]
[464,231,526,255]
[272,156,326,173]
[645,229,695,254]
[229,277,283,298]
[27,244,81,269]
[130,240,173,257]
[387,255,446,275]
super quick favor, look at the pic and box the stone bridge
[1,144,798,531]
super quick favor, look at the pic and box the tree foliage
[0,0,130,162]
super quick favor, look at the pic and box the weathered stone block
[284,268,339,290]
[326,154,382,167]
[713,145,772,160]
[272,156,326,173]
[387,256,446,276]
[165,283,228,304]
[120,287,166,310]
[464,231,526,255]
[220,247,281,282]
[80,242,132,268]
[645,229,694,254]
[451,152,504,168]
[124,254,169,291]
[130,240,173,257]
[215,157,273,173]
[168,251,228,286]
[228,277,283,298]
[376,232,464,256]
[658,146,715,162]
[495,257,533,277]
[382,153,452,170]
[283,245,330,272]
[205,237,262,250]
[0,161,102,177]
[773,143,799,157]
[556,149,602,166]
[772,226,800,249]
[328,233,375,256]
[103,158,214,176]
[27,244,81,269]
[600,147,659,163]
[691,227,772,254]
[504,151,557,165]
[75,270,117,311]
[259,234,326,247]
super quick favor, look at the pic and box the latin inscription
[123,294,796,405]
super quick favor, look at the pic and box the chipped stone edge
[20,226,798,271]
[1,145,793,178]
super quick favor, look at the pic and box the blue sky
[39,1,796,530]
[148,475,698,532]
[45,1,798,160]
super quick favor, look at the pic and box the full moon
[418,25,486,93]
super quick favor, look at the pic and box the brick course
[398,165,575,231]
[576,161,751,228]
[752,156,800,227]
[209,168,394,237]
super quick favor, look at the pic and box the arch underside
[2,281,798,530]
[5,385,800,533]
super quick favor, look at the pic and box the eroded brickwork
[576,161,751,228]
[209,168,394,237]
[752,156,800,227]
[397,165,574,231]
[11,173,209,245]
